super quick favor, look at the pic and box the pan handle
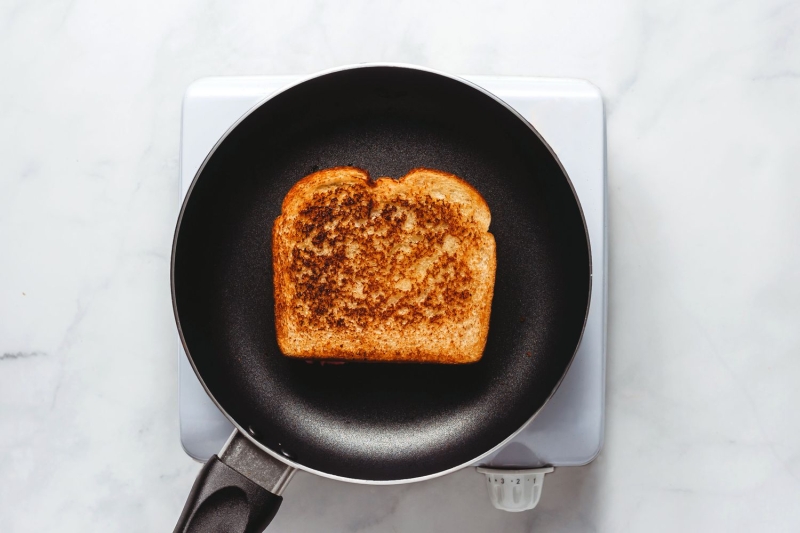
[174,430,296,533]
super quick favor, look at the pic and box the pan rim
[171,62,593,484]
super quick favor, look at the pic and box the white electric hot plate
[178,74,606,512]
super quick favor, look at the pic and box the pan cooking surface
[173,67,590,480]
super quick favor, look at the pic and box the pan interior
[174,67,590,481]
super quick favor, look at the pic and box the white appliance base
[178,73,607,509]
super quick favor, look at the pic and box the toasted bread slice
[273,167,496,363]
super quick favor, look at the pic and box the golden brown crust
[273,167,496,363]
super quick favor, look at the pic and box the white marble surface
[1,0,799,531]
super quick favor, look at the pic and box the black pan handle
[173,455,282,533]
[174,431,296,533]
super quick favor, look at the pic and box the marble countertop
[2,0,799,531]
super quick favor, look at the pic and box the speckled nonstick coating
[172,66,590,481]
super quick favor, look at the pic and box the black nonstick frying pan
[171,64,591,532]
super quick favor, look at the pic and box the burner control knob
[476,467,554,512]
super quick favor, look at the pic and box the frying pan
[171,64,591,532]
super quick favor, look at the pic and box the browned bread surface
[273,167,496,363]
